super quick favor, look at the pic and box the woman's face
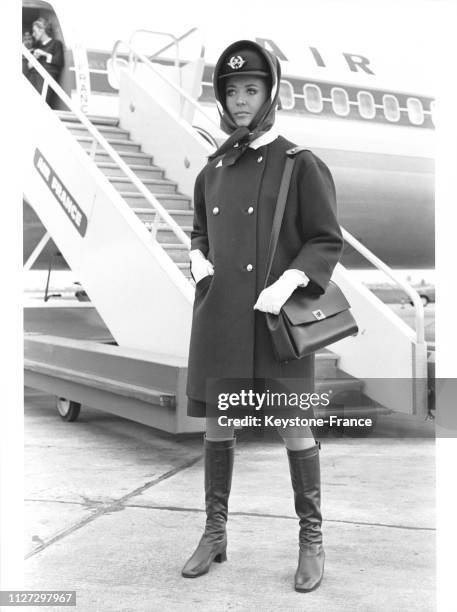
[32,24,45,42]
[225,75,268,127]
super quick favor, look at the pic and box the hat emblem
[227,55,246,70]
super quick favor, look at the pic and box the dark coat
[27,39,64,108]
[186,135,344,414]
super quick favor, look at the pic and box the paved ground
[23,388,435,612]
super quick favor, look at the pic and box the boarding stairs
[58,110,194,279]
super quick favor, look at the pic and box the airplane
[22,0,435,285]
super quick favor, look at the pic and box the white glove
[254,269,309,315]
[190,249,214,284]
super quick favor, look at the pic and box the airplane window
[303,84,323,113]
[406,97,424,125]
[357,91,376,119]
[383,94,400,122]
[331,87,350,116]
[279,81,294,110]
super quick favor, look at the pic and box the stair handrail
[111,39,222,134]
[22,45,191,248]
[128,30,180,69]
[128,28,200,67]
[341,228,425,344]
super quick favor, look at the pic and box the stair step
[66,123,131,140]
[77,136,141,153]
[123,192,191,209]
[162,244,190,263]
[57,111,119,126]
[176,262,192,278]
[157,226,192,243]
[110,177,177,194]
[134,208,193,225]
[315,352,339,378]
[315,377,363,397]
[91,150,154,165]
[97,162,164,180]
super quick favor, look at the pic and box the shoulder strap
[263,146,310,288]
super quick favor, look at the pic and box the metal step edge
[315,351,338,361]
[77,136,139,146]
[57,112,119,126]
[162,243,190,250]
[93,151,153,160]
[158,225,193,232]
[96,162,162,171]
[315,378,363,392]
[121,192,189,199]
[66,124,130,136]
[109,177,177,187]
[133,207,192,214]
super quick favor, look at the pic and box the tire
[56,397,81,422]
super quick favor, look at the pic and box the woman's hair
[32,17,53,36]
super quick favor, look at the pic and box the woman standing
[182,40,344,592]
[28,18,64,108]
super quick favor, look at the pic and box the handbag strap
[263,146,310,288]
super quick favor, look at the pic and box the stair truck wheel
[56,397,81,422]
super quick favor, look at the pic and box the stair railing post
[151,211,162,240]
[41,79,49,101]
[89,138,98,161]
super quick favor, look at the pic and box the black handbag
[264,146,359,362]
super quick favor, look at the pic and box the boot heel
[214,550,227,563]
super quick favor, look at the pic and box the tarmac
[23,387,435,612]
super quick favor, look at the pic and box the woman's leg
[276,424,316,450]
[205,417,235,441]
[181,416,236,578]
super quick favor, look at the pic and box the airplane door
[22,0,88,112]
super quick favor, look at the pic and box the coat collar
[248,127,279,150]
[211,127,279,168]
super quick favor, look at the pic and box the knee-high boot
[287,440,325,592]
[181,435,235,578]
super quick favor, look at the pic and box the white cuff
[281,269,310,287]
[46,53,52,63]
[189,249,207,263]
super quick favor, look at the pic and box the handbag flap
[282,281,351,325]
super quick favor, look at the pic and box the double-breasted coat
[186,134,344,416]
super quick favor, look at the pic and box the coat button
[246,264,253,272]
[257,155,263,163]
[247,206,254,214]
[234,143,239,148]
[212,206,220,215]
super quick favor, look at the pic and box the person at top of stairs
[182,39,344,593]
[27,17,63,109]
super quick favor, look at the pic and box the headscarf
[209,39,282,165]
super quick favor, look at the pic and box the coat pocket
[195,273,213,292]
